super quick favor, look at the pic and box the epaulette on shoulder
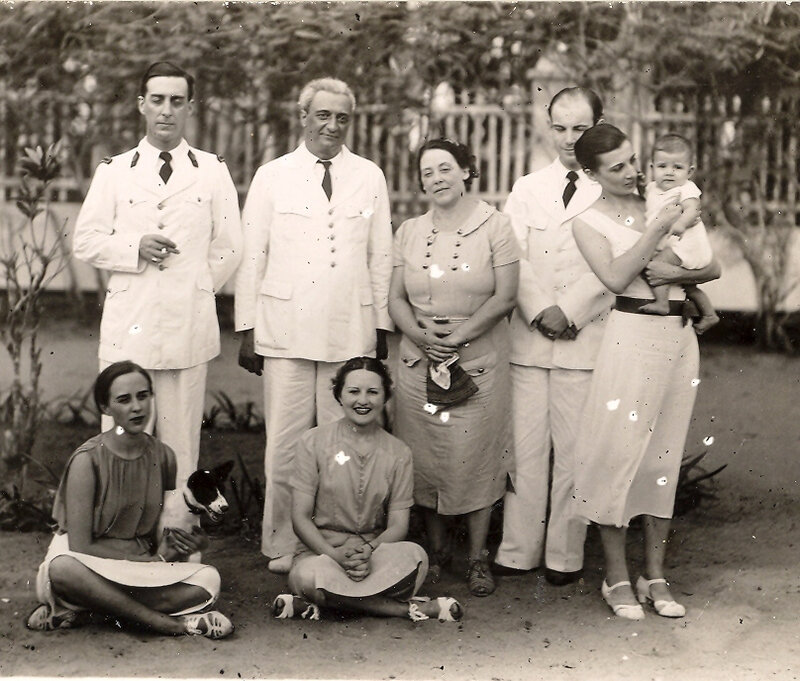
[100,157,113,164]
[216,154,225,163]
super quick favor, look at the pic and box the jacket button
[328,222,334,229]
[328,208,334,215]
[330,262,336,268]
[330,247,336,253]
[157,223,165,230]
[477,367,485,374]
[157,203,164,210]
[158,264,165,271]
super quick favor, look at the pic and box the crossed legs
[47,555,217,635]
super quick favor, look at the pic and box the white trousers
[495,365,591,572]
[260,358,343,558]
[100,361,208,534]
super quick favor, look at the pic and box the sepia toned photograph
[1,2,798,679]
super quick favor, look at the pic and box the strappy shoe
[272,594,320,620]
[25,604,78,631]
[636,576,686,618]
[178,610,234,639]
[601,580,645,621]
[408,597,464,622]
[466,554,496,597]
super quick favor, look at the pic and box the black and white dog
[182,460,235,524]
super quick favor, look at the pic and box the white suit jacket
[234,143,393,362]
[73,138,242,369]
[505,158,610,370]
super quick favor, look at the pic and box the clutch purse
[426,357,479,408]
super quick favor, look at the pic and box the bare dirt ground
[1,321,799,680]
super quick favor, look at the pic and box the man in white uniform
[73,62,243,533]
[495,88,609,584]
[234,77,393,573]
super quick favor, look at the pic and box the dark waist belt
[615,296,684,316]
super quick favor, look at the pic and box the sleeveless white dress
[572,209,700,527]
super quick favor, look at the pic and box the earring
[115,425,125,435]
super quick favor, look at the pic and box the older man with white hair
[235,78,393,573]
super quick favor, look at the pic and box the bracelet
[157,553,167,562]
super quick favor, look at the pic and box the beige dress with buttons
[392,201,519,515]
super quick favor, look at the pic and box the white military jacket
[73,138,242,369]
[505,157,610,370]
[234,143,393,362]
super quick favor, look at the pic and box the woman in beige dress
[571,124,718,620]
[389,139,520,596]
[28,361,232,639]
[274,357,462,622]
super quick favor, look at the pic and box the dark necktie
[563,170,578,207]
[318,159,332,200]
[159,151,173,184]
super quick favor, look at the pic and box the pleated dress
[572,209,701,527]
[392,201,519,515]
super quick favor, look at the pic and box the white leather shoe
[601,580,645,620]
[268,555,293,574]
[636,576,686,617]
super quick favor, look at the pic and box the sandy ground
[1,321,799,680]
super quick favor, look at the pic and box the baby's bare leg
[685,286,720,334]
[639,249,682,315]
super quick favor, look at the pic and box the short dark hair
[139,61,195,101]
[549,87,604,125]
[332,357,393,404]
[94,361,153,413]
[574,123,629,172]
[416,138,480,191]
[652,133,694,162]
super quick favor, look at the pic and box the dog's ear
[212,460,235,483]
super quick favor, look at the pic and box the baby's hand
[653,200,683,234]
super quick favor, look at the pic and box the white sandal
[408,596,463,622]
[601,580,645,621]
[26,604,78,631]
[178,610,234,639]
[636,576,686,618]
[434,597,463,622]
[272,594,320,620]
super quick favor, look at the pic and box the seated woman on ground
[27,360,233,639]
[273,357,462,622]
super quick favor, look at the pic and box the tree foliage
[1,1,799,355]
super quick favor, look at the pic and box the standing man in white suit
[73,61,243,534]
[494,88,609,584]
[234,77,393,574]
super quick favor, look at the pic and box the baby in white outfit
[642,134,719,334]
